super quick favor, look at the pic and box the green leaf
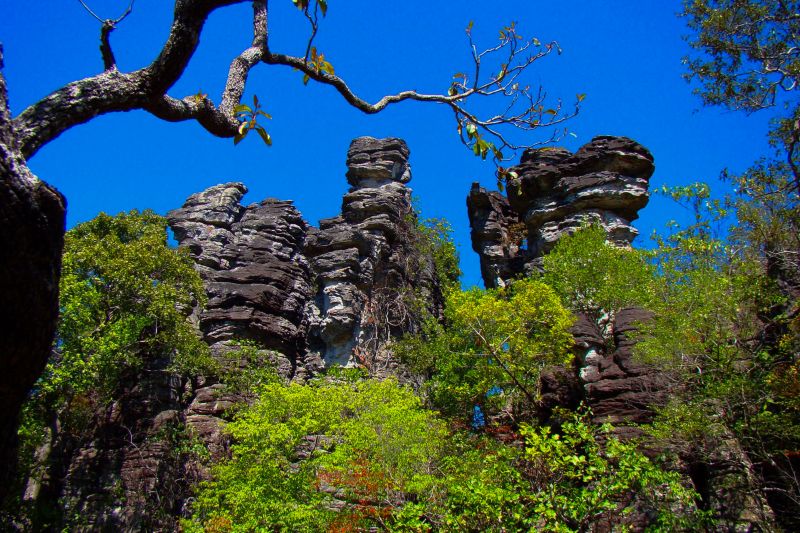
[234,129,247,145]
[234,104,253,114]
[255,126,272,146]
[577,93,586,103]
[318,0,327,16]
[303,73,310,85]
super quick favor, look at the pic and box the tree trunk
[0,49,66,504]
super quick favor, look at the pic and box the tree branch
[15,0,576,166]
[15,0,246,158]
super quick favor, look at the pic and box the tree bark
[0,48,66,504]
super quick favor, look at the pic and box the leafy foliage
[413,217,462,294]
[44,210,213,405]
[183,377,447,532]
[187,381,702,532]
[683,0,800,114]
[637,184,800,525]
[541,225,656,321]
[233,95,272,146]
[397,278,574,421]
[518,410,705,531]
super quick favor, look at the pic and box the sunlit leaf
[256,126,272,146]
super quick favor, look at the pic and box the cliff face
[168,136,440,379]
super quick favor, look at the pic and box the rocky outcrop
[467,136,663,436]
[467,136,777,530]
[168,183,312,375]
[304,137,440,374]
[468,136,654,287]
[167,136,440,378]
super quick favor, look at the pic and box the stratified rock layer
[467,135,773,530]
[305,137,440,372]
[468,136,654,287]
[467,136,663,436]
[168,137,440,377]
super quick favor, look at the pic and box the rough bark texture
[0,51,66,505]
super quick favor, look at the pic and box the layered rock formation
[161,136,442,487]
[168,136,440,377]
[468,135,774,530]
[468,136,654,287]
[304,137,440,372]
[468,136,664,434]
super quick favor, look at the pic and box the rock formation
[468,135,654,287]
[151,136,439,525]
[468,135,773,530]
[168,136,440,378]
[468,135,664,435]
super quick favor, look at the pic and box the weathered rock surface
[468,136,654,287]
[305,137,440,373]
[167,136,440,378]
[467,136,776,530]
[168,183,312,369]
[467,137,663,435]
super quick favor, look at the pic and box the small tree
[541,225,656,325]
[398,277,574,422]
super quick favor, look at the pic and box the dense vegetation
[7,211,215,526]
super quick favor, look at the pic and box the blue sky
[0,1,778,288]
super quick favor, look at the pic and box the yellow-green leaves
[233,95,272,146]
[302,46,335,85]
[184,378,447,532]
[292,0,327,17]
[399,278,573,420]
[542,225,656,319]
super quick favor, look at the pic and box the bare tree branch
[15,0,577,168]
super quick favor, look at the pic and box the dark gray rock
[305,137,442,373]
[469,136,654,289]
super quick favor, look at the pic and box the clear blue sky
[0,1,778,288]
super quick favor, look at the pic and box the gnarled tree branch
[15,0,576,168]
